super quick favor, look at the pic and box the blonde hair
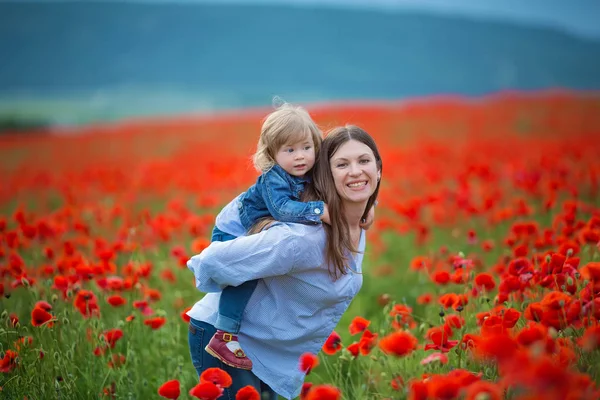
[252,102,322,172]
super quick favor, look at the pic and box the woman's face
[329,139,379,205]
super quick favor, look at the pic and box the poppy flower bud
[1,310,7,319]
[567,248,573,257]
[62,317,70,325]
[51,294,58,303]
[21,277,30,287]
[438,308,445,318]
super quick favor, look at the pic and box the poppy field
[1,92,600,399]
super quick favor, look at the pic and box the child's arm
[262,169,325,224]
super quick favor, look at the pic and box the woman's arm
[187,224,299,293]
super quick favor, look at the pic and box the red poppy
[465,381,504,400]
[158,379,180,399]
[107,295,126,307]
[438,293,458,309]
[299,353,319,375]
[427,374,460,400]
[474,273,496,291]
[579,325,600,351]
[389,304,416,329]
[379,331,418,357]
[181,307,192,323]
[31,307,53,327]
[417,293,433,305]
[0,349,18,373]
[408,379,429,400]
[322,331,343,355]
[189,382,223,400]
[358,329,379,355]
[200,367,233,388]
[35,300,52,311]
[144,317,166,330]
[444,314,465,330]
[524,302,544,322]
[235,385,260,400]
[346,342,360,357]
[9,313,19,327]
[424,327,459,353]
[474,333,518,362]
[73,289,100,318]
[516,322,548,347]
[348,316,370,335]
[300,382,313,400]
[431,270,451,285]
[103,328,123,348]
[390,375,404,391]
[304,384,341,400]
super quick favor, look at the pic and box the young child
[204,102,329,370]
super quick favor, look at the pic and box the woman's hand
[320,204,331,225]
[359,205,375,230]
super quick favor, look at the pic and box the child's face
[274,135,316,178]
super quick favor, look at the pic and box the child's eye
[285,148,294,153]
[304,146,312,151]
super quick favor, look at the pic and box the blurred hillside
[1,1,600,125]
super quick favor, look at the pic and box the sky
[108,0,600,39]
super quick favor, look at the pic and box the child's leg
[208,226,256,369]
[211,226,256,334]
[215,279,259,333]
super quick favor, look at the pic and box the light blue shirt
[187,199,365,399]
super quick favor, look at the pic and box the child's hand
[359,205,375,230]
[320,204,331,225]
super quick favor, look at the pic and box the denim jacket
[238,164,325,230]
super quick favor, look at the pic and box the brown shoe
[205,330,253,370]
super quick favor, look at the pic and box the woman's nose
[349,163,361,176]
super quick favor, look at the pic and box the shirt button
[314,208,321,214]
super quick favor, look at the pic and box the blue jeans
[211,227,259,333]
[188,318,278,399]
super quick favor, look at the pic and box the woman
[186,125,382,399]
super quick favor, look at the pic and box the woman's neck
[344,201,368,229]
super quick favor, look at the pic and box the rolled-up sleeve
[187,224,299,293]
[262,169,324,224]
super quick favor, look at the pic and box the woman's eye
[336,163,347,168]
[360,159,371,164]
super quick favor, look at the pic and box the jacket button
[314,208,321,214]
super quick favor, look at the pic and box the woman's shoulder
[265,221,324,238]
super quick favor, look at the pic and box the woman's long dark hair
[303,125,382,278]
